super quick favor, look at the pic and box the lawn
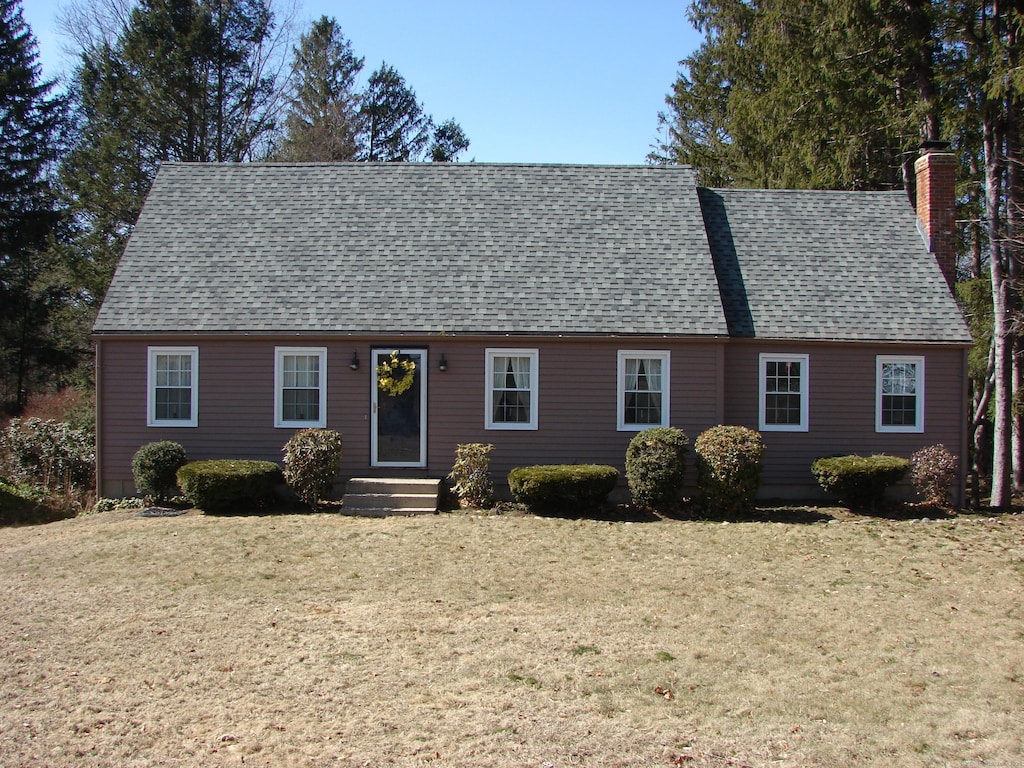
[1,507,1022,767]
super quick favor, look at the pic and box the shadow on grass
[527,502,836,524]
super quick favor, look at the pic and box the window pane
[493,390,529,423]
[156,354,191,388]
[883,363,916,395]
[155,386,191,421]
[625,391,662,425]
[283,388,319,422]
[764,360,802,425]
[882,394,917,426]
[765,393,801,425]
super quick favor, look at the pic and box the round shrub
[132,441,187,502]
[625,427,689,509]
[811,454,910,510]
[176,459,282,514]
[910,444,959,508]
[694,425,764,516]
[282,429,344,509]
[507,464,619,514]
[448,442,495,508]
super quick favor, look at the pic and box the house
[92,149,972,503]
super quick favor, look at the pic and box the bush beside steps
[176,459,282,514]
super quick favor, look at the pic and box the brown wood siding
[96,336,724,496]
[97,336,966,501]
[723,342,967,499]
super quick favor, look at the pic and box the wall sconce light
[438,353,448,372]
[350,351,360,370]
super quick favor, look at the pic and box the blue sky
[21,0,700,164]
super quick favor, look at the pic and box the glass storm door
[371,349,427,467]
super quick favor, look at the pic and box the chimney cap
[919,140,952,154]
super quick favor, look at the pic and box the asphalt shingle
[698,187,971,343]
[93,162,970,344]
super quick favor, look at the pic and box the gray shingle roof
[697,187,971,343]
[93,162,970,344]
[94,163,728,336]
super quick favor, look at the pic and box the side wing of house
[699,187,972,502]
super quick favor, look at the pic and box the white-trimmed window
[486,349,538,429]
[275,347,327,428]
[148,347,199,427]
[759,353,809,432]
[877,356,924,433]
[617,351,670,430]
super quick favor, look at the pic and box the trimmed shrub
[811,454,910,510]
[694,425,764,516]
[1,417,94,491]
[132,441,187,502]
[910,444,959,507]
[282,429,343,509]
[507,464,619,514]
[176,460,282,514]
[625,427,689,509]
[448,443,495,508]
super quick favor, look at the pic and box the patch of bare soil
[1,509,1022,767]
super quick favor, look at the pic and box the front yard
[1,508,1021,767]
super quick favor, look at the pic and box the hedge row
[128,428,343,513]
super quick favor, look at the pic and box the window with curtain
[148,347,198,427]
[275,347,327,427]
[486,349,538,429]
[618,351,669,430]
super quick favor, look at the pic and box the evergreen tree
[359,63,432,162]
[277,16,363,162]
[58,0,287,312]
[429,118,470,162]
[0,0,69,409]
[652,0,931,191]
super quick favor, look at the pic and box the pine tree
[429,118,470,162]
[0,0,69,409]
[58,0,287,313]
[652,0,923,190]
[359,63,432,162]
[277,16,363,162]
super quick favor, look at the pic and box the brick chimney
[914,141,957,290]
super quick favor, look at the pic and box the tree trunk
[986,114,1014,508]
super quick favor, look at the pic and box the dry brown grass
[1,507,1022,767]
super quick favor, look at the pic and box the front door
[371,348,427,468]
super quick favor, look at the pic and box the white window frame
[876,355,925,433]
[485,348,538,430]
[275,347,327,429]
[758,353,809,432]
[147,346,199,427]
[617,350,671,431]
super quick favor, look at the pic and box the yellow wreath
[376,351,416,396]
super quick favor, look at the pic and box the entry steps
[342,477,441,515]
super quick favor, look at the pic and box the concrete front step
[343,477,440,515]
